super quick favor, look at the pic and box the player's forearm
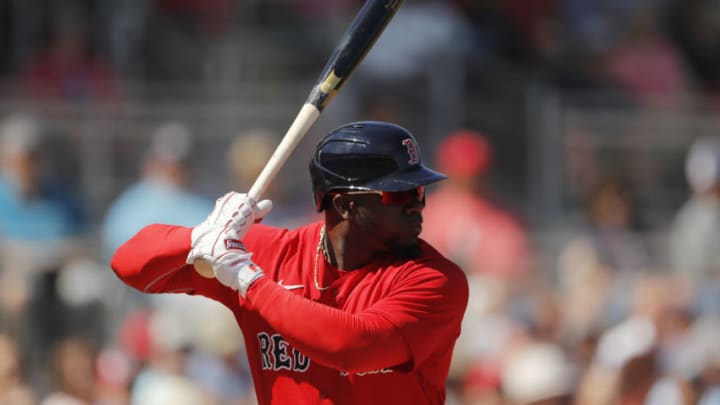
[247,278,412,372]
[111,224,193,292]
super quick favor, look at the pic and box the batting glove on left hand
[187,192,272,265]
[213,251,265,297]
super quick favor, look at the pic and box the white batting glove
[187,192,272,265]
[213,251,265,297]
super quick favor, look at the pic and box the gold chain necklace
[314,225,330,291]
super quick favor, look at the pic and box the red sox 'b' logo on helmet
[402,138,419,165]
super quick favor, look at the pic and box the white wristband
[237,261,264,297]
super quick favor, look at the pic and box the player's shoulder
[406,241,468,286]
[389,243,469,307]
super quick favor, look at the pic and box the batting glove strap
[236,261,265,298]
[211,251,264,297]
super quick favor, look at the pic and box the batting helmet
[309,121,446,211]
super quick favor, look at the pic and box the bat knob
[194,259,216,278]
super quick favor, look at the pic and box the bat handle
[193,103,321,278]
[248,103,321,201]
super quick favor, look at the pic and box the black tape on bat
[306,0,403,111]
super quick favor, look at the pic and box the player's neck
[323,222,378,270]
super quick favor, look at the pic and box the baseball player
[111,121,469,404]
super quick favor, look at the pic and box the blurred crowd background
[2,0,720,404]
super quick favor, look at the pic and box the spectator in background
[360,0,474,82]
[598,5,690,107]
[185,298,256,405]
[0,332,36,405]
[557,173,652,277]
[40,338,98,405]
[225,129,275,194]
[422,129,531,280]
[554,172,655,350]
[129,305,209,405]
[676,315,720,404]
[668,136,720,287]
[19,8,119,103]
[113,297,256,405]
[354,0,475,127]
[226,129,315,229]
[100,121,212,260]
[422,130,532,403]
[500,341,576,405]
[0,113,86,242]
[0,113,89,355]
[139,0,235,84]
[575,273,696,405]
[100,121,213,343]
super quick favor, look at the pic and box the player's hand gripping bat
[195,0,404,277]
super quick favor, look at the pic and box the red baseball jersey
[111,221,469,405]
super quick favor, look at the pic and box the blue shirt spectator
[0,114,86,242]
[101,179,211,258]
[100,121,212,260]
[0,177,85,240]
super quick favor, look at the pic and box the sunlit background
[1,1,720,404]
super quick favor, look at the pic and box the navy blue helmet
[309,121,446,211]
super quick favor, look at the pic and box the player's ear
[330,194,353,219]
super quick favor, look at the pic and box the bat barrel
[307,0,404,111]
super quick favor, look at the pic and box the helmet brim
[361,165,447,192]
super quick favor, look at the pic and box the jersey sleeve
[110,224,236,307]
[371,260,469,369]
[245,258,469,373]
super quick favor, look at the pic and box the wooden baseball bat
[195,0,404,277]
